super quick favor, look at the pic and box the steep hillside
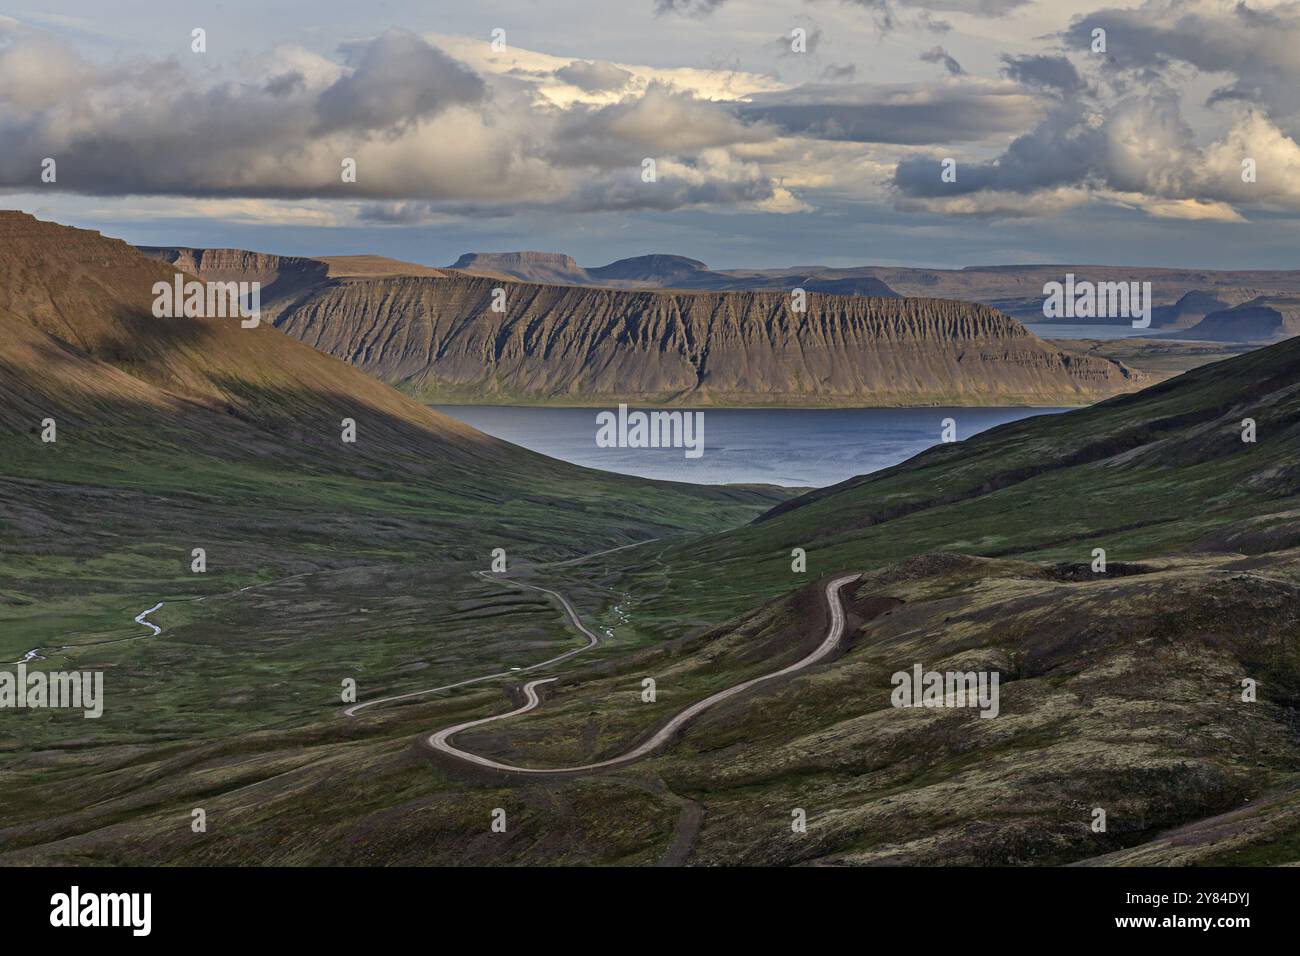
[6,223,491,461]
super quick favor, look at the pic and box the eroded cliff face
[269,272,1145,406]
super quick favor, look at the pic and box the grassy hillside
[598,334,1300,626]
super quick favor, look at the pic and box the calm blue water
[433,405,1069,488]
[1023,322,1159,340]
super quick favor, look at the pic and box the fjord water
[433,405,1069,488]
[1022,322,1155,340]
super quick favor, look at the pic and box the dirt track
[422,573,861,775]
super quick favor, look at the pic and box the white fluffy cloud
[6,0,1300,232]
[0,25,790,218]
[890,0,1300,221]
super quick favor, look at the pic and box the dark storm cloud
[1058,1,1300,117]
[893,102,1102,197]
[654,0,727,17]
[836,0,1032,19]
[359,164,775,221]
[315,29,485,133]
[920,46,965,76]
[740,82,1041,144]
[1000,54,1083,94]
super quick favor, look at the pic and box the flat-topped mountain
[1176,295,1300,343]
[1150,288,1262,330]
[147,244,1145,406]
[283,278,1144,406]
[451,251,588,285]
[588,253,709,284]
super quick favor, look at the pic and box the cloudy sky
[2,0,1299,269]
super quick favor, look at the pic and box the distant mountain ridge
[1150,289,1262,330]
[448,250,901,297]
[450,251,588,285]
[146,244,1300,340]
[446,253,1300,325]
[143,244,1145,407]
[588,253,709,283]
[1176,295,1300,343]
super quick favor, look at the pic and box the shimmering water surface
[433,405,1070,488]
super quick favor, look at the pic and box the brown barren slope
[0,214,497,463]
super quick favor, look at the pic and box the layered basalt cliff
[264,270,1144,406]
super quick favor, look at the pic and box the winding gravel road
[343,573,603,717]
[425,573,860,775]
[134,602,164,636]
